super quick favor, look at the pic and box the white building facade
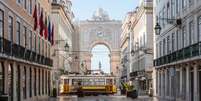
[154,0,201,100]
[120,12,134,83]
[127,0,154,95]
[51,0,74,94]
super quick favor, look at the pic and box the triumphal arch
[78,8,122,75]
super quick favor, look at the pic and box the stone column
[12,62,17,101]
[157,70,161,96]
[32,67,34,97]
[159,71,161,96]
[36,68,38,96]
[110,52,120,76]
[39,69,42,96]
[3,60,8,94]
[26,66,30,99]
[179,67,183,99]
[152,68,157,96]
[186,66,190,101]
[20,65,23,101]
[194,65,198,101]
[161,70,164,97]
[164,69,167,97]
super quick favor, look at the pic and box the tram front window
[106,79,113,85]
[64,79,69,84]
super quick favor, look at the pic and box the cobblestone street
[47,96,159,101]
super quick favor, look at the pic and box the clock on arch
[97,31,104,37]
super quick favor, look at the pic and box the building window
[8,16,13,42]
[189,0,193,5]
[24,0,27,9]
[23,26,27,47]
[176,30,179,50]
[162,7,166,27]
[167,2,170,19]
[182,0,187,8]
[38,3,40,16]
[29,0,32,14]
[33,33,35,51]
[0,10,3,38]
[34,33,36,52]
[182,26,187,47]
[16,21,20,45]
[17,0,21,4]
[176,0,179,14]
[163,39,166,55]
[0,10,4,50]
[0,63,4,95]
[172,33,175,51]
[29,30,32,50]
[189,21,194,44]
[156,44,158,58]
[198,16,201,42]
[159,41,162,57]
[48,44,50,57]
[38,36,40,54]
[167,36,170,54]
[171,0,175,17]
[23,67,26,99]
[42,39,44,55]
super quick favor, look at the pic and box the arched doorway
[91,44,110,73]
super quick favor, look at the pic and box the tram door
[64,79,69,93]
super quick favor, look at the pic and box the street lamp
[154,17,182,35]
[131,49,135,56]
[64,42,70,52]
[154,22,161,35]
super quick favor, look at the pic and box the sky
[91,45,110,73]
[71,0,140,20]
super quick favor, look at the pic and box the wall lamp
[52,40,70,56]
[154,17,182,35]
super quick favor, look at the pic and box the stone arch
[89,40,112,53]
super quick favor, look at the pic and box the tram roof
[60,74,117,79]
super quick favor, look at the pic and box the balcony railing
[154,42,201,67]
[0,37,53,67]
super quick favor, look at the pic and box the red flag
[44,16,48,39]
[39,10,44,36]
[51,24,54,45]
[33,4,38,30]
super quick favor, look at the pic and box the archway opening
[91,44,110,73]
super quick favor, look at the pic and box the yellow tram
[59,74,117,95]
